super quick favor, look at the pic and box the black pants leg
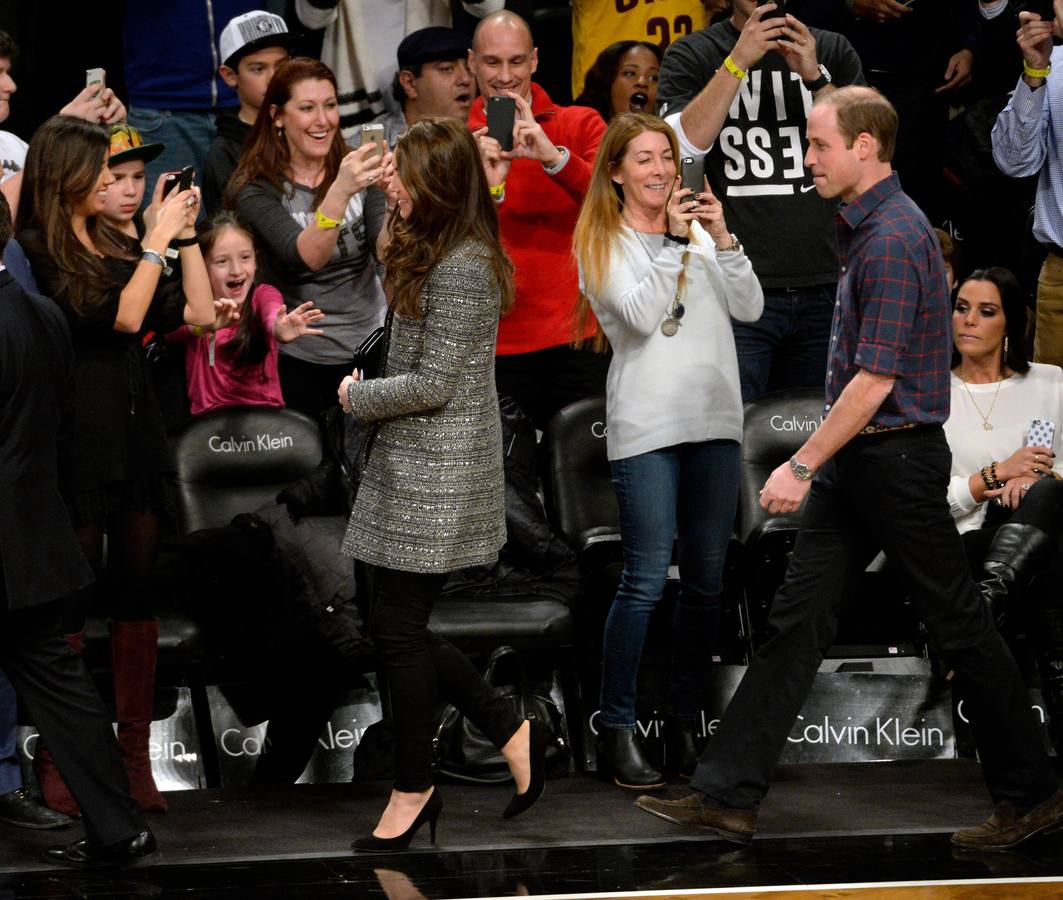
[366,565,521,792]
[0,601,143,847]
[495,345,609,431]
[691,427,1057,812]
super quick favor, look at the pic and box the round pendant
[673,302,685,320]
[982,422,993,431]
[661,317,679,337]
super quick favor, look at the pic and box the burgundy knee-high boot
[110,620,167,812]
[33,631,84,817]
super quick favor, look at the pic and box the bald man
[637,86,1063,852]
[468,11,608,430]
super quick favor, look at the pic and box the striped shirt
[825,173,952,427]
[992,46,1063,248]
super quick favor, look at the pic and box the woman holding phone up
[228,57,386,418]
[572,112,762,790]
[339,117,547,852]
[17,115,214,815]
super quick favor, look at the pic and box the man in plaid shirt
[638,86,1063,851]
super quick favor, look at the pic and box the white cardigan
[944,362,1063,533]
[580,220,764,461]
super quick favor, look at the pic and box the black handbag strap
[360,307,395,467]
[482,644,527,691]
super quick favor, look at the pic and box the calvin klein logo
[770,415,821,433]
[591,421,608,439]
[208,433,296,452]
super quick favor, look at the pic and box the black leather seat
[738,388,925,657]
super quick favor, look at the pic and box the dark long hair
[225,57,348,209]
[16,115,135,312]
[382,117,513,319]
[198,212,270,369]
[574,41,662,122]
[952,266,1031,375]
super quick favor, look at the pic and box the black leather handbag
[353,326,385,379]
[432,644,570,784]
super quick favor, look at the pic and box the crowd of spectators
[3,0,1063,867]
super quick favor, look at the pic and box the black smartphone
[162,164,195,198]
[1019,0,1055,19]
[680,156,705,197]
[486,96,516,152]
[757,0,786,18]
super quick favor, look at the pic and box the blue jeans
[127,108,218,211]
[732,286,836,403]
[0,671,19,794]
[599,440,741,730]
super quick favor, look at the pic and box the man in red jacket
[469,11,607,429]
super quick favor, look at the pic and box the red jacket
[469,84,605,355]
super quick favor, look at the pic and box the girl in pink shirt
[170,212,323,414]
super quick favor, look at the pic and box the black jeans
[361,564,523,792]
[690,425,1058,813]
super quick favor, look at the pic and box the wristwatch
[716,232,741,253]
[803,64,832,92]
[789,455,815,481]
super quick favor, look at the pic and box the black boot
[1037,605,1063,757]
[980,522,1056,627]
[596,727,665,791]
[665,719,701,780]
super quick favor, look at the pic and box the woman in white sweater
[943,266,1063,752]
[572,113,762,790]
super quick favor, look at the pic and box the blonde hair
[571,112,680,350]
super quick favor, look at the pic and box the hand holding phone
[680,156,705,198]
[85,68,105,97]
[358,123,386,158]
[756,0,786,19]
[163,165,195,198]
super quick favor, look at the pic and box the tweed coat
[341,239,506,573]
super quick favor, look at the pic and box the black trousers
[361,564,522,793]
[278,354,354,422]
[690,425,1058,813]
[0,599,143,846]
[495,344,609,432]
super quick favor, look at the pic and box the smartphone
[85,67,105,96]
[486,96,516,153]
[162,164,195,198]
[1020,0,1055,20]
[756,0,786,19]
[358,123,386,158]
[1027,418,1057,451]
[680,156,705,197]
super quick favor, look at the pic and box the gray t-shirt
[236,178,387,365]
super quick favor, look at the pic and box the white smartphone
[86,68,105,96]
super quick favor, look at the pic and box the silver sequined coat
[341,240,506,573]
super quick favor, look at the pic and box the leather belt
[858,422,918,436]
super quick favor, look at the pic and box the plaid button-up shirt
[824,173,952,428]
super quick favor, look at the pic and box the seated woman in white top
[572,112,762,789]
[943,266,1063,752]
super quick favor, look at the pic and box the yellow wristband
[723,55,747,81]
[1024,61,1051,79]
[314,208,342,230]
[489,181,506,199]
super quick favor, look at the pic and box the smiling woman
[226,57,387,418]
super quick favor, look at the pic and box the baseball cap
[218,11,296,69]
[108,124,165,167]
[396,27,472,70]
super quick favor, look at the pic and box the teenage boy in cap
[373,26,475,148]
[202,10,295,216]
[100,125,167,240]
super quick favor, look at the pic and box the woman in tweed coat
[339,118,547,852]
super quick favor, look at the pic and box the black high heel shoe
[352,789,442,853]
[502,718,548,820]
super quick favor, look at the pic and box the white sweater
[581,221,764,461]
[944,362,1063,533]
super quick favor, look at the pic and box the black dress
[18,228,187,527]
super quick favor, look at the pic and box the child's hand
[274,301,325,343]
[213,297,240,330]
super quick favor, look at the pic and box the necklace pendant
[982,422,993,431]
[661,317,679,337]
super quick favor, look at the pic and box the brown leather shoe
[635,792,756,845]
[951,790,1063,851]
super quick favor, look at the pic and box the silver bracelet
[141,248,165,267]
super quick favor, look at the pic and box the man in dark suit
[0,193,158,869]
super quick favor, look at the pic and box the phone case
[486,98,515,152]
[1027,418,1056,449]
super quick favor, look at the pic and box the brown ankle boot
[33,632,84,817]
[110,620,167,813]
